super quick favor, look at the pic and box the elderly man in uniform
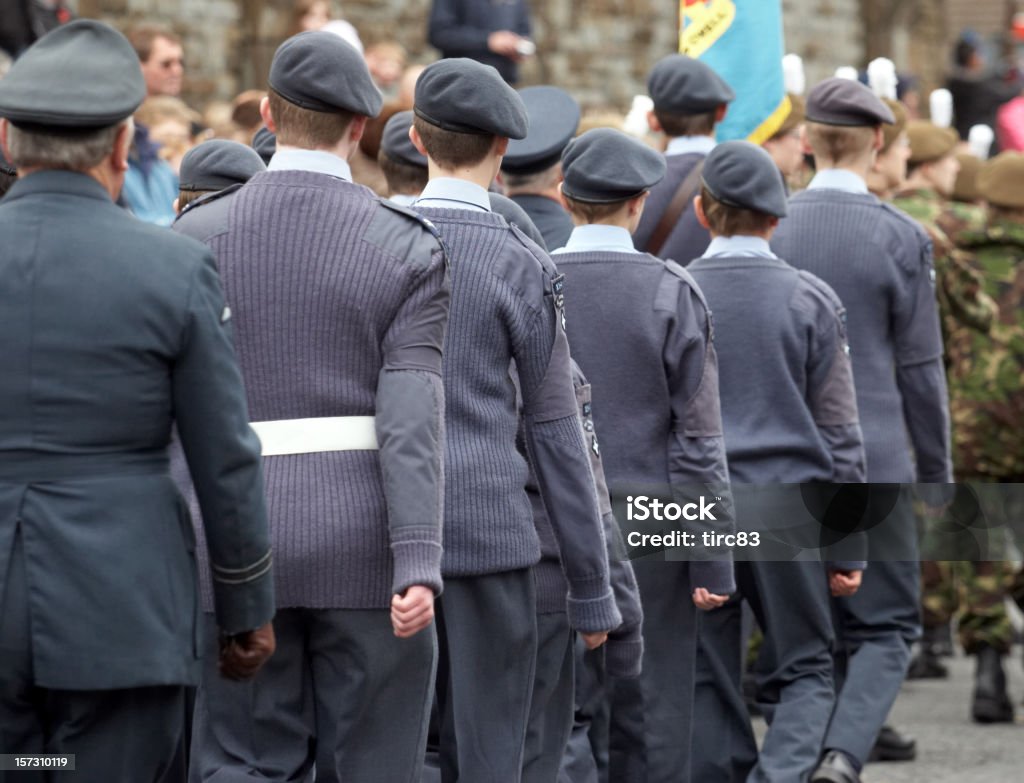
[770,78,952,783]
[633,54,735,264]
[410,58,621,782]
[0,20,275,783]
[179,31,450,783]
[500,85,580,251]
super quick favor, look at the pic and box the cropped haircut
[412,115,494,169]
[268,89,354,149]
[699,185,775,237]
[805,122,876,166]
[378,151,428,196]
[176,188,215,212]
[653,109,717,138]
[502,162,561,192]
[5,118,131,172]
[563,194,631,223]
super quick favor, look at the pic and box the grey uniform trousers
[559,642,611,783]
[522,611,575,783]
[189,607,436,783]
[692,560,836,783]
[607,561,696,783]
[0,529,185,783]
[432,569,537,783]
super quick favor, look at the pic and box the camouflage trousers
[919,481,1024,655]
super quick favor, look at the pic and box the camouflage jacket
[892,188,997,342]
[945,218,1024,480]
[937,199,987,244]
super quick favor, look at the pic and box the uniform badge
[221,306,232,323]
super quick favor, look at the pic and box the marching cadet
[409,58,621,781]
[522,363,644,783]
[761,93,806,186]
[552,127,734,783]
[378,108,549,247]
[182,31,450,782]
[686,141,867,783]
[632,54,735,263]
[770,77,953,783]
[0,20,275,781]
[864,98,909,201]
[500,85,580,250]
[172,138,265,222]
[944,151,1024,724]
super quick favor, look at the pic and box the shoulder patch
[507,220,558,276]
[662,257,710,311]
[369,199,448,271]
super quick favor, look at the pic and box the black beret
[381,110,426,168]
[414,58,528,139]
[179,140,266,192]
[701,140,788,218]
[561,128,667,204]
[0,20,145,130]
[502,86,580,175]
[251,126,277,165]
[806,77,895,127]
[269,31,383,118]
[647,54,735,114]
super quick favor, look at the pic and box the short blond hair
[805,122,876,166]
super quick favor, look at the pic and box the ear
[494,136,509,157]
[409,124,428,156]
[799,124,813,155]
[348,115,368,145]
[172,196,181,215]
[111,121,133,173]
[259,97,277,134]
[715,103,728,122]
[872,125,884,152]
[647,109,662,134]
[0,119,10,164]
[693,194,711,230]
[629,191,648,217]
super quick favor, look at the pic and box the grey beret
[561,128,667,204]
[647,54,735,114]
[381,110,427,168]
[269,31,383,118]
[701,141,788,218]
[806,77,895,127]
[179,140,266,192]
[0,20,145,130]
[414,58,528,139]
[252,126,277,165]
[502,86,580,175]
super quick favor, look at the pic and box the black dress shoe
[868,724,917,762]
[811,751,861,783]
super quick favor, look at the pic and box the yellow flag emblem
[679,0,737,57]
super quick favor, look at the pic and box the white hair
[6,117,133,171]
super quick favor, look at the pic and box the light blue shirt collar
[267,147,352,181]
[387,193,419,206]
[552,224,639,255]
[666,135,716,157]
[807,168,869,195]
[702,235,777,259]
[414,177,491,213]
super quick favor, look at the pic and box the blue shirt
[387,193,419,207]
[268,148,352,181]
[665,136,716,157]
[807,168,869,195]
[414,178,491,213]
[553,224,639,255]
[702,235,778,259]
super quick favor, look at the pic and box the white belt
[250,417,378,456]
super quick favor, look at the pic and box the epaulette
[379,198,450,267]
[508,221,558,276]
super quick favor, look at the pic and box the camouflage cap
[906,120,959,165]
[952,152,981,203]
[880,98,907,152]
[978,151,1024,208]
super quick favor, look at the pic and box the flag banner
[679,0,789,143]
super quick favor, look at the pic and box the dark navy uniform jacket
[428,0,531,84]
[510,193,574,251]
[0,171,273,691]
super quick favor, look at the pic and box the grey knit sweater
[179,169,448,610]
[416,207,620,632]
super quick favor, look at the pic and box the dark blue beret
[251,126,277,165]
[414,58,528,139]
[806,77,895,127]
[701,141,788,218]
[0,20,145,130]
[269,31,383,118]
[381,110,427,168]
[179,140,266,192]
[561,128,667,204]
[647,54,735,114]
[502,86,580,175]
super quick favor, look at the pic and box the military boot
[907,627,949,680]
[971,644,1014,723]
